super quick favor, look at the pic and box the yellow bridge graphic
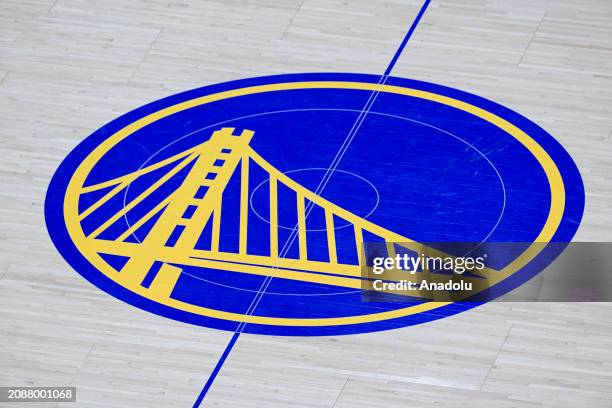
[78,128,504,301]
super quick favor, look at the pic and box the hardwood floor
[0,0,610,407]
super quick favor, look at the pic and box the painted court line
[192,1,432,406]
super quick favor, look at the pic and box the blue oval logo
[45,73,584,335]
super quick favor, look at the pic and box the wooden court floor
[1,0,612,407]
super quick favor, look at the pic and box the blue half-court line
[383,0,431,77]
[192,332,240,408]
[192,1,432,406]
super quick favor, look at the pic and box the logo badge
[46,73,584,335]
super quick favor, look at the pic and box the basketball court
[1,0,612,407]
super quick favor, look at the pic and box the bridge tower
[119,127,253,291]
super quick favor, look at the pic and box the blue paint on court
[46,74,585,334]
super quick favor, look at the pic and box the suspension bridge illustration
[76,128,505,304]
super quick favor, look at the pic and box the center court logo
[45,73,584,336]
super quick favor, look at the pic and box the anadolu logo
[45,73,584,336]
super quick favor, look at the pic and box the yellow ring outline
[64,81,565,327]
